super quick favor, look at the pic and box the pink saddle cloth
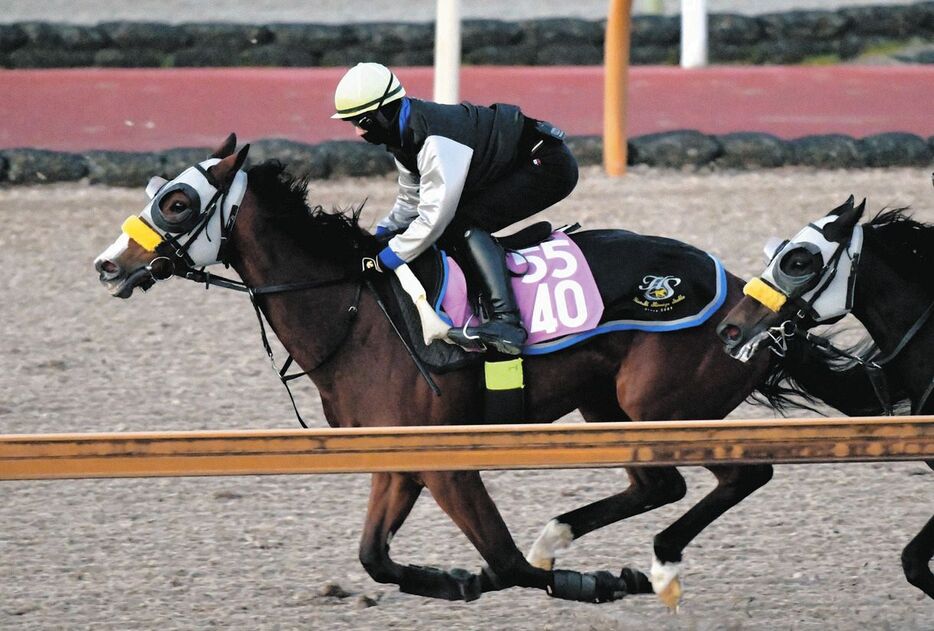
[440,232,605,346]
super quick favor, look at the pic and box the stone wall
[2,131,931,186]
[1,2,932,68]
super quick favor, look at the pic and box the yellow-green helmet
[332,62,406,120]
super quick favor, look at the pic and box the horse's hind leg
[901,460,934,599]
[649,463,774,607]
[526,401,685,577]
[526,467,685,571]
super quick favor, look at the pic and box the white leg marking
[526,519,574,570]
[651,556,683,611]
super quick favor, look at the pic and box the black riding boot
[449,228,528,355]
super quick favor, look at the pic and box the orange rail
[1,417,931,481]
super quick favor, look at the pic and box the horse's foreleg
[650,463,774,609]
[358,472,422,585]
[526,467,685,572]
[421,470,648,603]
[902,515,934,599]
[901,460,934,599]
[358,470,500,601]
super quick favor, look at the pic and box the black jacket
[376,98,526,266]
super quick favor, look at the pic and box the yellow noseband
[742,277,787,313]
[121,216,163,252]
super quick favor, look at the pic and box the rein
[176,265,363,428]
[130,164,441,426]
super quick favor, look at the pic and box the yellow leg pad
[743,277,787,313]
[484,358,524,391]
[121,216,163,252]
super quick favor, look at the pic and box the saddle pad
[441,232,605,345]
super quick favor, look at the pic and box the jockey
[333,62,578,355]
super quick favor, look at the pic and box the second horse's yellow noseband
[742,277,787,313]
[121,215,163,252]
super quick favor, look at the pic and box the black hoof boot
[548,569,629,603]
[399,565,484,601]
[620,567,654,594]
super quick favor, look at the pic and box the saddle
[383,222,726,373]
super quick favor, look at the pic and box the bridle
[121,161,364,427]
[744,222,934,415]
[118,160,439,426]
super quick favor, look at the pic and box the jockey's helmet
[332,63,406,120]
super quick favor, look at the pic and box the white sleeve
[377,160,420,233]
[386,135,473,262]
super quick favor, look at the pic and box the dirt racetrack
[1,166,932,629]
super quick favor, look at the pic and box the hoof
[530,556,554,571]
[650,557,682,612]
[657,576,682,611]
[526,519,573,571]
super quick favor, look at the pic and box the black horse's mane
[247,160,376,264]
[864,207,934,292]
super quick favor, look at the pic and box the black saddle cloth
[575,229,721,324]
[382,226,721,373]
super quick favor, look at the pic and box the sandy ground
[0,0,920,24]
[1,166,933,630]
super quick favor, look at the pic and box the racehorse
[94,135,884,607]
[717,196,934,599]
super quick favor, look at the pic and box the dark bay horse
[94,135,882,607]
[717,196,934,599]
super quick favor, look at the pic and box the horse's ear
[210,133,238,159]
[827,194,855,216]
[209,144,250,191]
[823,197,865,243]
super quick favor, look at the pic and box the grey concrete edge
[1,130,932,187]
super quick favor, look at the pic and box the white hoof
[526,519,573,571]
[650,556,682,611]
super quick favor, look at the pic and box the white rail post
[434,0,462,103]
[680,0,708,68]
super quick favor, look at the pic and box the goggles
[121,158,247,269]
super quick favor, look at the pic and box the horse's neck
[852,245,929,356]
[229,210,359,380]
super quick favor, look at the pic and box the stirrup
[447,318,526,355]
[470,322,527,356]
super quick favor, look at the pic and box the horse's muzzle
[95,258,153,299]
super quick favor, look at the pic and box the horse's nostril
[99,259,119,274]
[720,324,742,342]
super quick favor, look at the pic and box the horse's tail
[751,333,910,416]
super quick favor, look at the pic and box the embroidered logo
[634,275,686,312]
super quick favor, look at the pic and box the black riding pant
[449,140,579,236]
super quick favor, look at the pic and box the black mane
[246,160,376,264]
[864,207,934,292]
